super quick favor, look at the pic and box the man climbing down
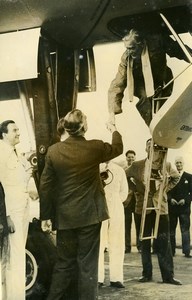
[108,29,192,126]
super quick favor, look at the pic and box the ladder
[139,91,170,241]
[139,12,192,241]
[139,139,168,240]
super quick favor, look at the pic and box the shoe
[138,276,152,283]
[137,247,142,253]
[163,278,182,285]
[125,249,131,253]
[125,247,131,253]
[110,281,125,288]
[98,282,104,288]
[184,254,192,258]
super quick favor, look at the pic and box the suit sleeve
[108,51,128,114]
[101,131,123,162]
[185,173,192,204]
[39,149,57,221]
[166,162,180,192]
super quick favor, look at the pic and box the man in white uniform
[0,120,32,300]
[98,161,128,288]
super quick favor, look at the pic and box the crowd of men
[2,112,192,300]
[0,27,192,300]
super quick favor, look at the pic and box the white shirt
[0,141,32,215]
[104,162,128,217]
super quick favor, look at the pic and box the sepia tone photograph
[0,1,192,300]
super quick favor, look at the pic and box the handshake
[170,198,185,206]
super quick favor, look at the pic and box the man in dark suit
[168,156,192,258]
[39,109,123,300]
[126,138,182,285]
[123,150,141,253]
[108,29,192,126]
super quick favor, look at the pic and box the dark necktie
[14,148,18,157]
[150,179,156,194]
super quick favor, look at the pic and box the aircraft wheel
[26,219,56,300]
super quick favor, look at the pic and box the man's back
[40,131,123,230]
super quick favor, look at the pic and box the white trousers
[6,201,29,300]
[98,216,125,283]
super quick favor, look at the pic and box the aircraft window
[79,48,96,93]
[0,82,19,101]
[0,28,40,82]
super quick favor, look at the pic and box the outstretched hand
[108,112,115,125]
[106,113,117,133]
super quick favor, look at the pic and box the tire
[26,249,38,291]
[26,219,56,300]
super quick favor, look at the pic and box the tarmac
[98,246,192,300]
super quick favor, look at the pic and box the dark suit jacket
[168,171,192,211]
[126,159,179,215]
[108,33,191,115]
[40,131,123,230]
[0,183,8,258]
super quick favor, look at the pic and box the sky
[77,34,192,172]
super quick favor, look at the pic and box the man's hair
[123,29,144,46]
[175,156,184,164]
[125,149,136,157]
[0,120,15,139]
[57,117,65,137]
[64,109,85,136]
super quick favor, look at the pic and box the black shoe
[137,246,141,253]
[163,278,182,285]
[98,282,104,288]
[125,247,131,253]
[185,254,192,258]
[138,276,152,283]
[125,249,131,253]
[110,281,125,288]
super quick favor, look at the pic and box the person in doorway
[0,120,33,300]
[123,150,141,253]
[40,109,123,300]
[98,160,128,288]
[168,156,192,258]
[126,138,182,285]
[108,29,192,126]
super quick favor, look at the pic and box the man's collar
[178,170,184,176]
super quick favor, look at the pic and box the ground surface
[98,247,192,300]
